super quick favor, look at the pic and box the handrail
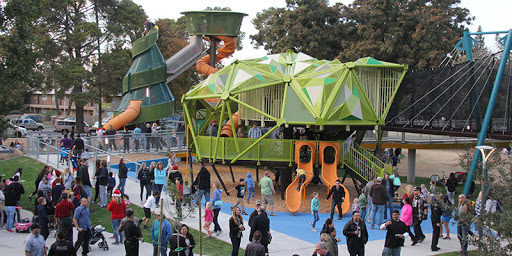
[353,142,392,174]
[341,142,385,182]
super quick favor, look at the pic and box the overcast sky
[132,0,512,61]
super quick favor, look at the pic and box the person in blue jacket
[153,161,166,207]
[151,213,173,256]
[245,173,256,204]
[211,181,223,236]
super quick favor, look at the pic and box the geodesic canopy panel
[183,50,407,126]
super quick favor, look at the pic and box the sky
[132,0,512,61]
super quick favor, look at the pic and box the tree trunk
[67,99,73,116]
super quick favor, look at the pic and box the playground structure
[179,11,408,214]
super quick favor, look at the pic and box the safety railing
[340,142,386,182]
[353,142,393,174]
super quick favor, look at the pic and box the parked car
[23,115,42,123]
[6,123,28,137]
[13,118,44,131]
[54,119,90,134]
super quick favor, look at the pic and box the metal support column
[407,148,416,183]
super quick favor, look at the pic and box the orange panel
[319,142,350,215]
[286,141,317,214]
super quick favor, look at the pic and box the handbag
[214,200,223,207]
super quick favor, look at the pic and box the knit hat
[212,120,216,123]
[112,190,122,197]
[172,165,179,170]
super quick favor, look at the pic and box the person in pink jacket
[400,196,418,246]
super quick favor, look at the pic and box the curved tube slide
[286,141,317,214]
[195,35,237,76]
[220,111,240,137]
[103,100,143,131]
[320,142,350,215]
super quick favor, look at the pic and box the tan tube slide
[195,35,237,76]
[220,111,240,137]
[103,100,143,130]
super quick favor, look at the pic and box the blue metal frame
[463,29,512,195]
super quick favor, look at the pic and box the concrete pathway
[21,153,475,255]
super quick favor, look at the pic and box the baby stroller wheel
[98,242,104,248]
[103,243,109,251]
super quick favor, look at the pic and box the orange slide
[220,111,240,137]
[103,100,143,131]
[320,142,350,215]
[196,35,237,76]
[286,141,317,214]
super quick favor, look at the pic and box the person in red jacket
[107,190,126,244]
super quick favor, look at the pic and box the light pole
[475,145,495,242]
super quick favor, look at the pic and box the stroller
[89,225,109,251]
[16,217,32,233]
[59,147,69,164]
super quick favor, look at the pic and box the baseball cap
[376,177,382,182]
[255,200,262,205]
[414,186,421,191]
[112,190,122,197]
[212,120,216,123]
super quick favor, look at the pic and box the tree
[339,0,473,69]
[250,0,344,60]
[35,0,147,133]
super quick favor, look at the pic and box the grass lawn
[0,156,239,256]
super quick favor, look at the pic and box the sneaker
[337,217,342,220]
[411,241,418,246]
[6,229,13,233]
[419,237,425,243]
[109,235,115,239]
[112,241,119,245]
[269,212,276,216]
[242,212,248,215]
[310,222,314,228]
[370,227,374,230]
[216,230,223,236]
[431,247,441,251]
[312,228,318,232]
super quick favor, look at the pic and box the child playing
[142,191,159,229]
[352,198,360,212]
[245,173,255,204]
[420,184,429,200]
[203,201,214,238]
[183,181,191,207]
[228,178,247,215]
[359,191,368,221]
[310,192,319,232]
[107,172,116,199]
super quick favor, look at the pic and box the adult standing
[179,224,195,256]
[49,231,75,256]
[370,177,386,229]
[177,122,185,149]
[96,160,109,207]
[151,123,162,150]
[312,242,333,256]
[383,174,395,219]
[193,166,211,206]
[122,128,130,152]
[249,206,271,254]
[363,177,375,222]
[71,134,84,158]
[168,226,187,256]
[326,179,345,220]
[168,165,183,185]
[63,168,74,190]
[380,210,408,256]
[343,211,368,256]
[153,161,166,206]
[117,158,128,196]
[60,134,72,151]
[24,223,47,256]
[411,187,428,243]
[247,122,262,139]
[399,197,417,246]
[440,195,452,239]
[151,213,172,256]
[229,206,245,256]
[445,173,457,205]
[38,177,52,204]
[51,178,66,206]
[430,194,443,252]
[73,198,92,256]
[76,158,92,208]
[137,162,152,201]
[120,209,142,256]
[4,185,16,232]
[259,171,276,216]
[54,193,75,242]
[29,166,48,201]
[456,194,471,256]
[321,227,339,256]
[145,123,151,151]
[208,120,218,137]
[93,159,101,204]
[37,197,50,240]
[210,181,223,235]
[133,125,141,151]
[106,125,117,150]
[8,175,24,222]
[245,230,265,256]
[108,190,126,245]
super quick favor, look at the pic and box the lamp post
[475,145,495,243]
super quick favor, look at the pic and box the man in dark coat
[326,179,345,220]
[249,206,271,254]
[343,211,368,256]
[193,166,211,206]
[430,195,443,251]
[245,230,265,256]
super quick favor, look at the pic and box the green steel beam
[212,103,226,162]
[231,80,283,94]
[380,66,408,124]
[185,94,221,100]
[182,102,201,160]
[230,124,280,164]
[280,82,290,119]
[229,97,278,121]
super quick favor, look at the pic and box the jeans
[111,219,123,243]
[361,207,367,220]
[140,182,152,201]
[413,216,425,239]
[330,199,343,219]
[367,197,373,221]
[5,206,15,230]
[117,178,127,195]
[134,139,140,150]
[382,247,401,256]
[385,193,394,219]
[153,184,163,205]
[124,240,139,256]
[153,243,167,256]
[196,190,210,206]
[312,210,320,228]
[59,217,74,242]
[15,200,21,222]
[297,174,306,190]
[405,225,417,243]
[246,189,255,202]
[457,225,469,256]
[432,220,440,249]
[371,204,385,227]
[99,185,107,206]
[231,236,241,256]
[213,208,221,232]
